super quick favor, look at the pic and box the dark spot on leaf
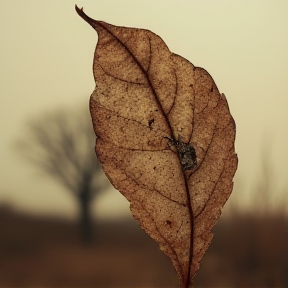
[165,220,172,227]
[148,118,155,128]
[165,136,197,171]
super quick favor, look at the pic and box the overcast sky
[1,0,287,220]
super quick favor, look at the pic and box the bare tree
[18,105,109,243]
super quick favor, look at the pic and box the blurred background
[0,1,287,287]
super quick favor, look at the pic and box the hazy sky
[1,0,287,220]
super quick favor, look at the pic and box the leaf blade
[77,6,238,287]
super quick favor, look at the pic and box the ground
[0,206,287,288]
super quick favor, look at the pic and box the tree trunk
[78,190,93,244]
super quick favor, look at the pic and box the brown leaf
[76,6,238,288]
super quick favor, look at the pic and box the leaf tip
[75,4,83,15]
[75,4,97,28]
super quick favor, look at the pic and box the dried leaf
[76,6,238,288]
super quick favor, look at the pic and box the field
[0,205,287,288]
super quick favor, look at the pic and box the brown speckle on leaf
[148,118,155,128]
[165,220,172,227]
